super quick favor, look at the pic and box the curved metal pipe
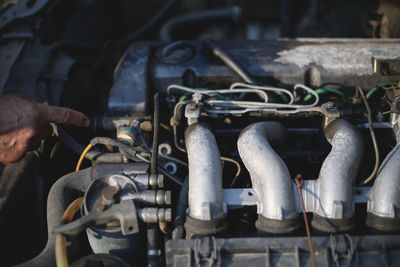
[367,143,400,231]
[184,122,226,236]
[17,168,92,267]
[312,118,364,232]
[238,121,298,233]
[185,122,224,221]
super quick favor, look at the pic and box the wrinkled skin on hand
[0,94,90,164]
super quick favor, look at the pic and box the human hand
[0,94,90,163]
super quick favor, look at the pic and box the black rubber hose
[172,177,188,240]
[16,168,93,267]
[159,6,241,42]
[151,93,160,174]
[116,0,176,47]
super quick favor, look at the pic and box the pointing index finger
[38,104,90,127]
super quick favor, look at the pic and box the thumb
[38,104,90,127]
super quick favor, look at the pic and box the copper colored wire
[295,174,317,267]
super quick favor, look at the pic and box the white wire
[167,84,269,102]
[230,82,295,104]
[170,83,320,116]
[205,84,319,109]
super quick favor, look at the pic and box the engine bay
[1,1,400,267]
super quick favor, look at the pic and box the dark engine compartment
[1,1,400,266]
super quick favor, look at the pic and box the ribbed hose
[17,168,92,267]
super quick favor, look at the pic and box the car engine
[1,1,400,266]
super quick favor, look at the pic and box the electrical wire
[136,153,151,163]
[167,84,270,102]
[169,83,319,110]
[158,165,183,186]
[358,87,380,185]
[171,84,320,151]
[366,81,399,99]
[161,154,188,167]
[204,41,290,103]
[204,39,255,100]
[75,144,92,172]
[151,93,160,174]
[295,175,316,267]
[178,89,225,102]
[204,84,319,109]
[50,141,62,159]
[55,197,84,267]
[138,133,151,152]
[386,74,399,97]
[230,82,292,103]
[304,87,350,103]
[220,156,241,187]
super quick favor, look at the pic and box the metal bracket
[223,186,370,212]
[372,57,400,76]
[185,103,201,125]
[223,188,258,208]
[53,200,139,236]
[321,102,340,119]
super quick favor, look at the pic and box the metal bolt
[101,186,118,205]
[158,143,172,155]
[326,102,335,109]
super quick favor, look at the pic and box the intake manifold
[184,122,227,237]
[238,121,299,234]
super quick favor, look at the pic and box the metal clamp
[185,103,201,125]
